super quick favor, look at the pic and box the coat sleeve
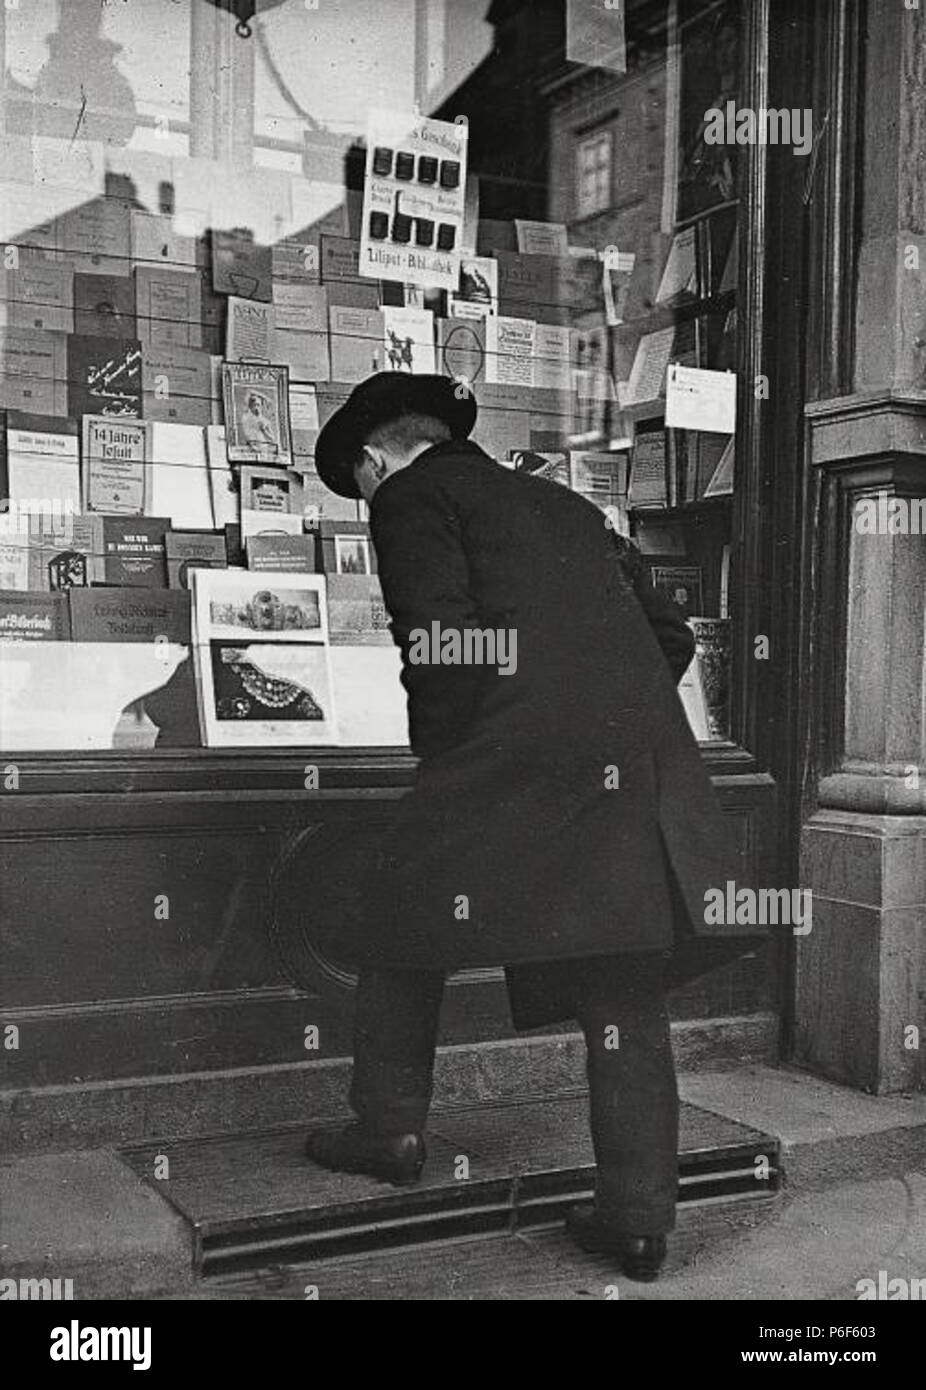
[370,472,486,760]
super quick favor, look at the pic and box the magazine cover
[221,363,293,467]
[190,568,337,746]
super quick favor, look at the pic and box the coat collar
[370,438,493,511]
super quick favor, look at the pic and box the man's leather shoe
[304,1123,426,1186]
[565,1205,667,1282]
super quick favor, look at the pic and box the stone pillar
[797,0,926,1093]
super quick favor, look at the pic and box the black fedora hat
[314,373,478,499]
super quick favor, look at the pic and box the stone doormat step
[120,1093,779,1277]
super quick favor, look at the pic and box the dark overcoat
[338,439,761,990]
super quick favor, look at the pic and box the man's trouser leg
[576,952,679,1236]
[349,968,445,1135]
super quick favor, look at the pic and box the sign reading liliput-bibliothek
[360,109,469,292]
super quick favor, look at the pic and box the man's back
[369,438,676,767]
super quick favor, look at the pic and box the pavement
[2,1063,926,1302]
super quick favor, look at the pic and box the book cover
[142,345,213,426]
[327,573,391,645]
[656,227,699,306]
[622,327,675,409]
[514,220,569,256]
[59,199,132,277]
[486,315,535,387]
[534,323,573,393]
[239,465,304,516]
[273,326,331,384]
[272,236,321,285]
[101,516,170,587]
[69,587,192,643]
[222,363,294,467]
[28,513,104,591]
[381,307,436,374]
[316,519,376,576]
[329,306,385,382]
[82,416,149,515]
[247,533,317,573]
[190,567,337,747]
[0,590,70,641]
[68,335,142,419]
[651,565,704,619]
[206,425,238,529]
[226,296,272,362]
[0,329,68,415]
[240,511,305,543]
[130,212,198,272]
[165,529,228,590]
[148,422,213,530]
[448,256,498,320]
[494,251,566,324]
[135,267,202,349]
[289,384,320,459]
[628,424,669,509]
[569,451,629,511]
[74,273,137,339]
[272,283,329,335]
[0,264,74,335]
[211,228,272,302]
[4,411,81,515]
[437,317,486,389]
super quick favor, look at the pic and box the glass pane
[0,0,740,753]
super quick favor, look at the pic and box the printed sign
[360,109,469,292]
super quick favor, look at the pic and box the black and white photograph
[0,0,923,1361]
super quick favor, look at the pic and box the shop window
[0,0,743,756]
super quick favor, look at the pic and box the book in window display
[211,228,273,303]
[0,264,74,335]
[3,412,81,518]
[101,516,170,588]
[381,307,436,375]
[191,568,338,747]
[82,415,149,515]
[221,363,293,468]
[437,318,486,389]
[651,565,704,619]
[148,422,214,530]
[68,334,142,419]
[0,328,68,415]
[165,530,227,590]
[74,273,136,340]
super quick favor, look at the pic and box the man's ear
[361,444,388,480]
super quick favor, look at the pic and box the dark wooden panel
[0,761,776,1087]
